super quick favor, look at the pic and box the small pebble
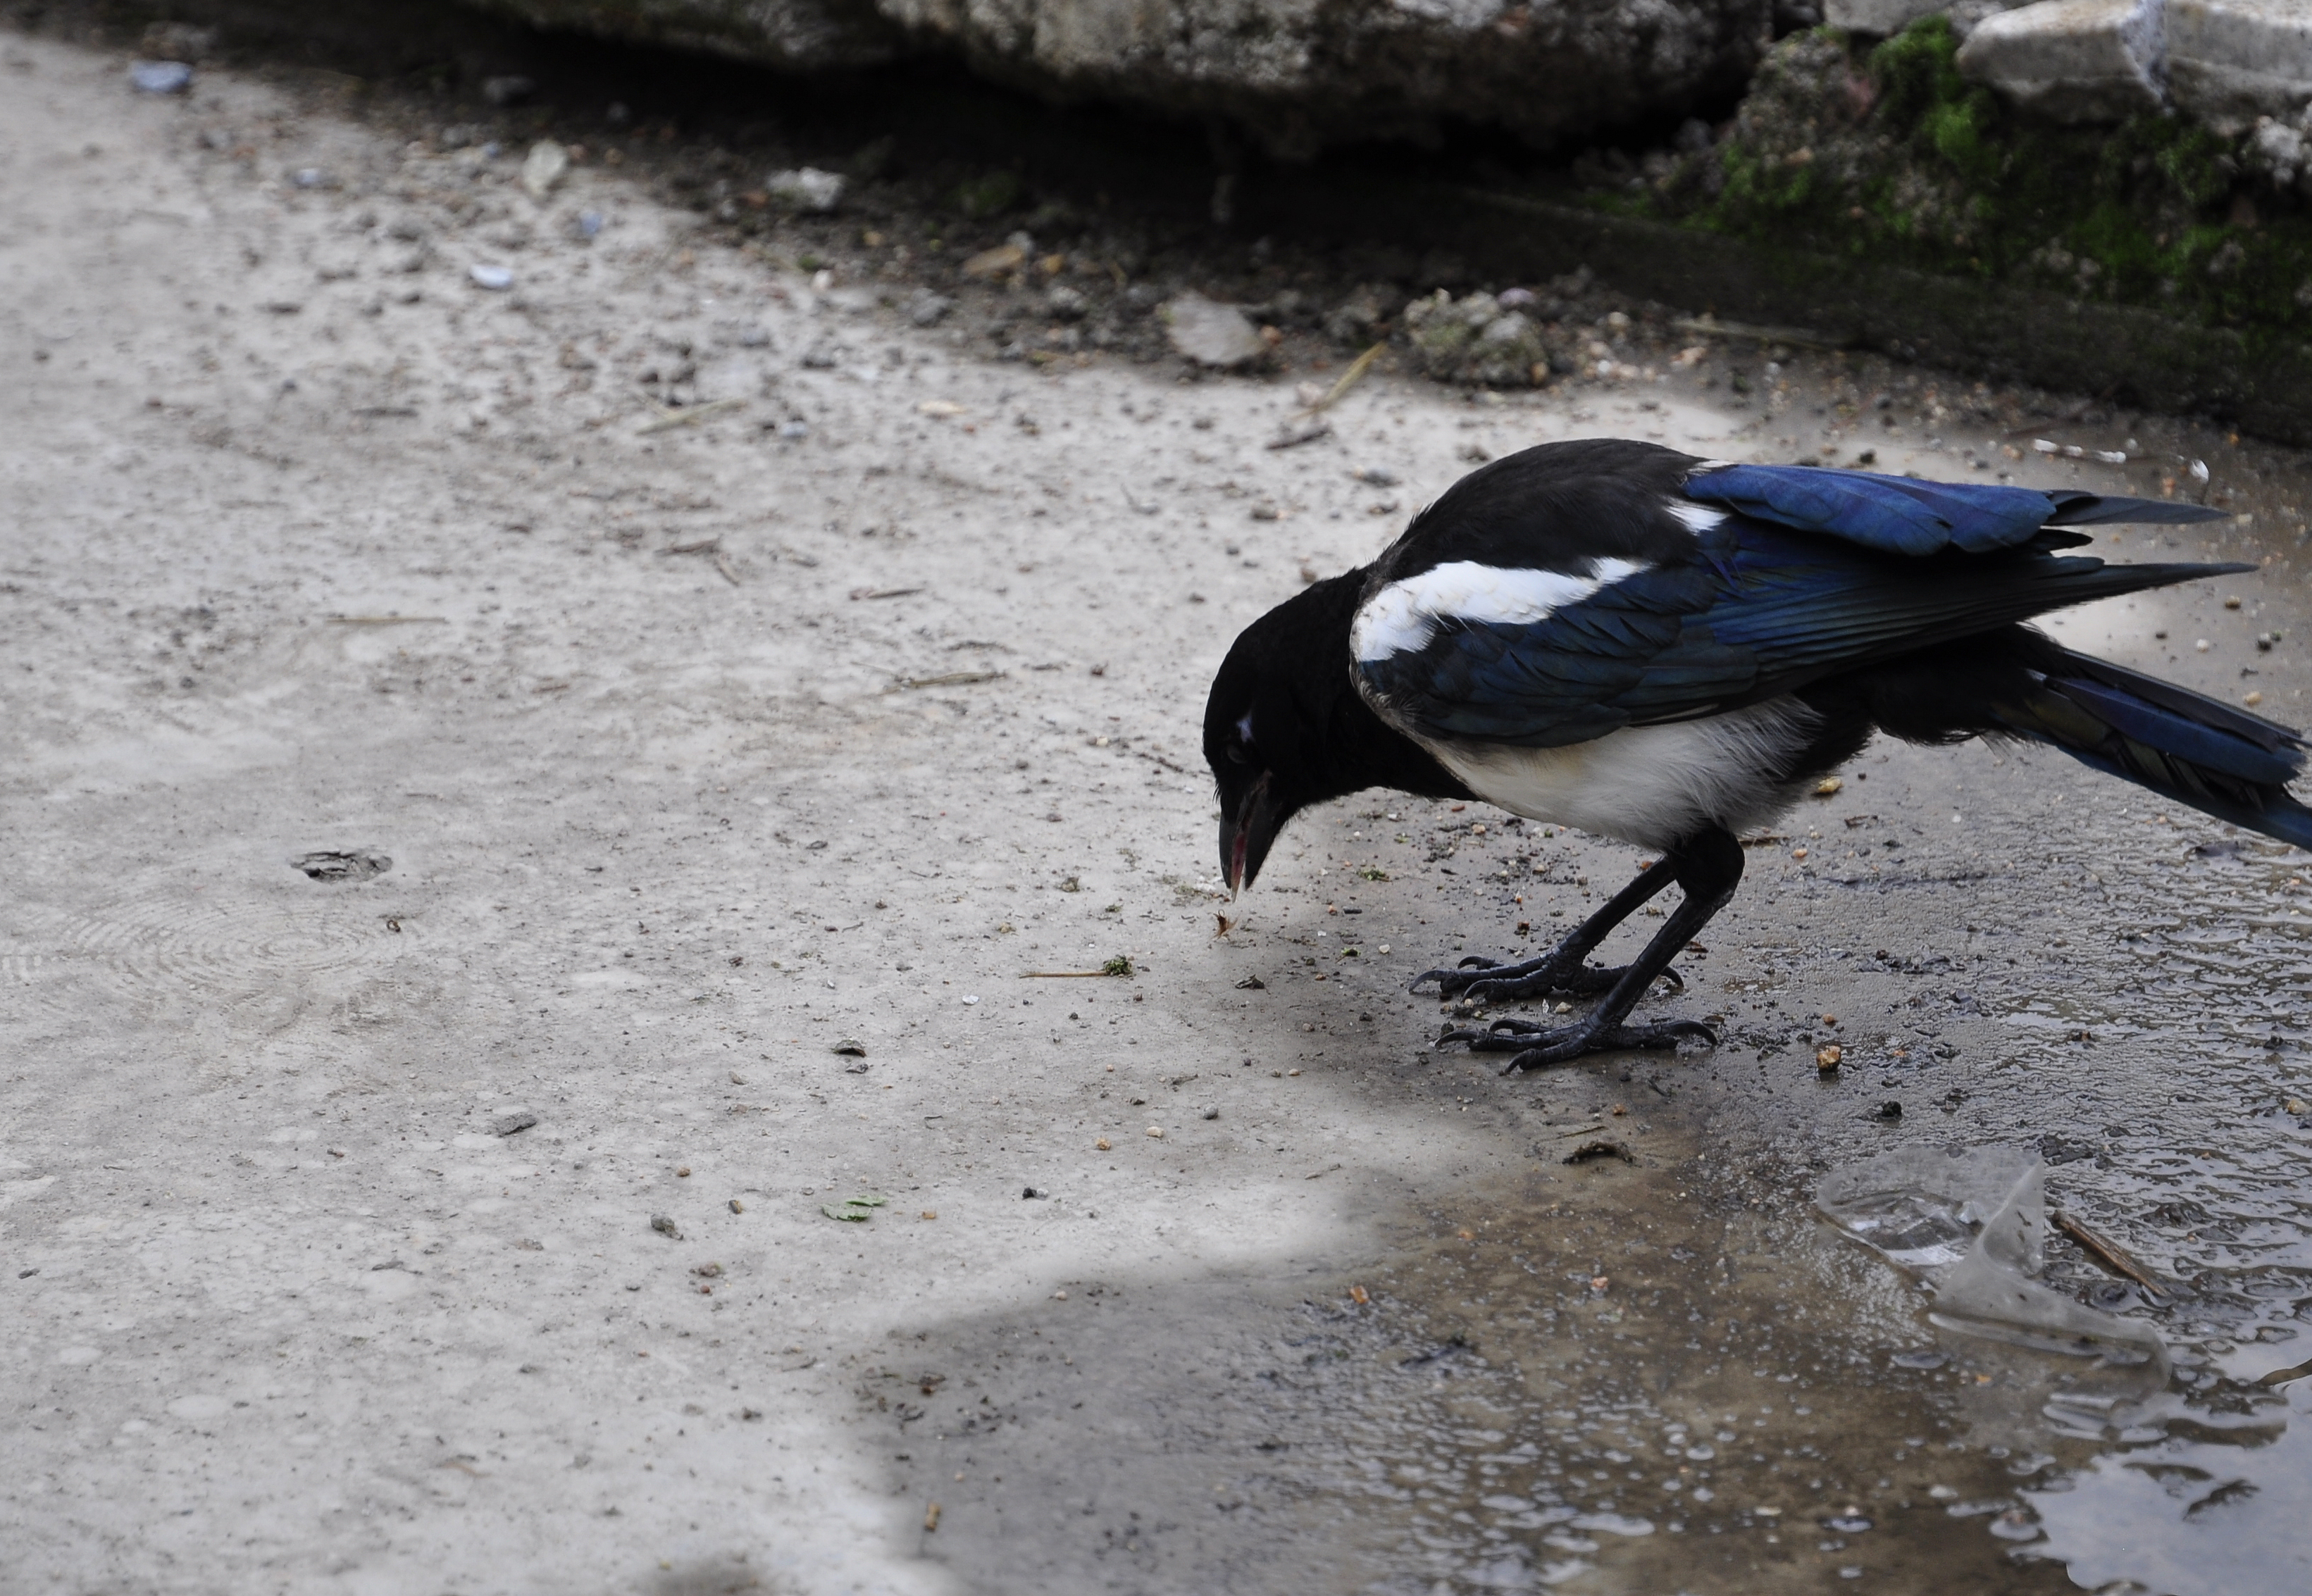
[650,1214,680,1239]
[1145,1126,1164,1139]
[766,167,846,212]
[492,1111,538,1137]
[728,1198,744,1214]
[1816,1045,1842,1072]
[468,263,515,291]
[129,61,192,94]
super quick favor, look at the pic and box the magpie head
[1205,689,1290,898]
[1204,571,1467,894]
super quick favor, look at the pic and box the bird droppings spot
[292,849,391,882]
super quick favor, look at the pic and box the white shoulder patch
[1666,501,1726,533]
[1351,556,1651,663]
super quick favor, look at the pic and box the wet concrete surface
[3,20,2311,1596]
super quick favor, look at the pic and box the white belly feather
[1423,697,1824,851]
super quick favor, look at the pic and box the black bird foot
[1438,1015,1720,1071]
[1415,952,1679,1006]
[1412,952,1646,1004]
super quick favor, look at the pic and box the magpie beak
[1220,771,1281,896]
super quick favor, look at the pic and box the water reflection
[2025,1375,2311,1595]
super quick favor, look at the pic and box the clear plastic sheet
[1817,1147,2167,1373]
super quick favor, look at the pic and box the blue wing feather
[1357,513,2235,749]
[1685,464,2225,556]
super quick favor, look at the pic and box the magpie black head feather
[1203,571,1469,892]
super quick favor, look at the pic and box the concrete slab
[2169,0,2312,128]
[1956,0,2169,123]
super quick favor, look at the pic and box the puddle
[876,1089,2308,1595]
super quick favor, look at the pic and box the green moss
[1617,19,2312,352]
[953,168,1024,220]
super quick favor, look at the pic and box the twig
[2053,1209,2168,1297]
[713,553,741,586]
[891,670,1002,691]
[636,398,745,435]
[1266,418,1333,451]
[1670,316,1846,351]
[1022,956,1135,978]
[1299,342,1386,416]
[326,615,448,625]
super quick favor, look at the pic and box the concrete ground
[4,25,2311,1596]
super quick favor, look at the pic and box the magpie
[1203,439,2311,1071]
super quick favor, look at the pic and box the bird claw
[1496,1018,1720,1072]
[1438,1016,1720,1070]
[1414,952,1610,1002]
[1461,961,1621,1005]
[1411,954,1510,995]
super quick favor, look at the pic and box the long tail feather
[1993,647,2312,850]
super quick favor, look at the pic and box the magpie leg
[1413,852,1682,1004]
[1436,828,1739,1071]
